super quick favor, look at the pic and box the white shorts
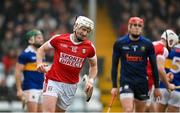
[43,79,77,110]
[156,88,180,107]
[24,89,43,103]
[146,86,155,106]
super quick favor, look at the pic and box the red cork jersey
[46,34,96,84]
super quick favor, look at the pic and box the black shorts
[120,81,149,100]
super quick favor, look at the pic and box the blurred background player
[145,29,178,112]
[15,29,45,112]
[36,16,98,112]
[155,36,180,112]
[111,17,161,112]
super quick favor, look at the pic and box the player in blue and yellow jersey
[15,29,45,112]
[111,17,161,112]
[156,42,180,112]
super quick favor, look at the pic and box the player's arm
[157,55,175,90]
[149,44,159,88]
[15,62,24,100]
[111,41,120,96]
[111,41,120,88]
[88,55,98,80]
[37,41,53,73]
[157,55,170,86]
[84,55,97,95]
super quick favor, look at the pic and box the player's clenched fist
[166,72,174,82]
[37,63,48,73]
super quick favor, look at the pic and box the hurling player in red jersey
[145,29,178,112]
[36,16,97,112]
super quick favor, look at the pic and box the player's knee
[124,106,133,112]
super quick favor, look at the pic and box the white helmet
[161,29,179,48]
[73,16,94,32]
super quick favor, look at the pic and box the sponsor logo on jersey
[60,43,68,48]
[126,53,143,62]
[59,52,84,68]
[122,46,130,50]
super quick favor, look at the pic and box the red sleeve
[49,35,61,48]
[88,43,96,58]
[154,44,164,56]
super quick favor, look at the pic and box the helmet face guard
[73,16,94,33]
[161,29,179,48]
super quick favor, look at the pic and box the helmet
[73,16,94,32]
[161,29,179,48]
[25,29,43,41]
[128,17,144,26]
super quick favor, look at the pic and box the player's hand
[153,88,162,101]
[37,63,48,73]
[111,88,118,97]
[166,72,174,82]
[17,89,25,101]
[167,83,176,92]
[84,77,94,94]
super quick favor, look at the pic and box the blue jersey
[18,46,44,90]
[111,34,159,88]
[160,44,180,92]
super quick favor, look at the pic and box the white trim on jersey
[70,34,82,45]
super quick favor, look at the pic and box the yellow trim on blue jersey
[165,59,179,70]
[24,62,37,71]
[24,62,49,71]
[165,59,172,69]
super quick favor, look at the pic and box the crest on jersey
[71,46,78,53]
[131,45,138,51]
[141,46,146,51]
[82,48,86,54]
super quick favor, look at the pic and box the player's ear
[28,36,35,44]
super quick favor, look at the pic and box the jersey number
[170,56,180,73]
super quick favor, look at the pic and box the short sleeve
[49,34,61,48]
[18,53,27,65]
[88,43,96,59]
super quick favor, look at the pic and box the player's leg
[24,89,42,112]
[37,92,43,112]
[37,103,42,112]
[42,79,58,112]
[134,99,147,112]
[134,81,149,112]
[119,84,134,112]
[145,86,156,112]
[26,102,38,112]
[166,105,179,112]
[55,105,65,112]
[155,103,167,112]
[155,88,169,112]
[42,95,57,112]
[166,90,180,112]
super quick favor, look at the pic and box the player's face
[128,22,143,38]
[75,26,91,42]
[34,34,44,48]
